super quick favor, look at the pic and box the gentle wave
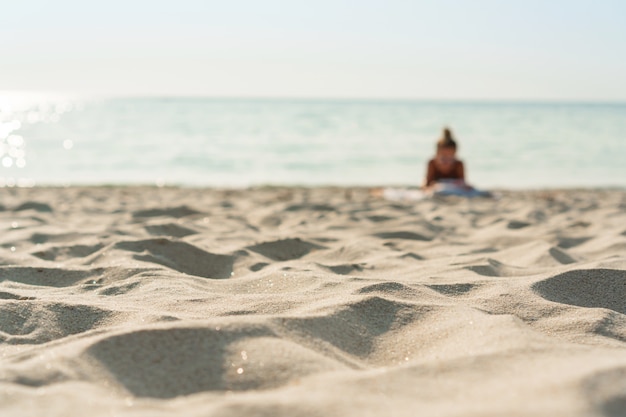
[1,95,624,188]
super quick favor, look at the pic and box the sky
[1,0,625,100]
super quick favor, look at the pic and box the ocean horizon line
[1,91,625,106]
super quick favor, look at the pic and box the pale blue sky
[2,0,625,100]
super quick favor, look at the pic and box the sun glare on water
[0,91,80,187]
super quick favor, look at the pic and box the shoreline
[2,183,625,190]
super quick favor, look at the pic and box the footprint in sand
[32,243,104,261]
[13,202,53,213]
[427,283,477,296]
[374,231,433,241]
[507,220,531,229]
[114,238,235,279]
[132,206,202,219]
[144,223,198,238]
[557,236,592,249]
[285,203,335,212]
[246,238,325,261]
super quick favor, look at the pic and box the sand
[0,186,625,417]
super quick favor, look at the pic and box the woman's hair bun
[438,127,457,149]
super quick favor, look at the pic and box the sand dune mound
[0,266,96,287]
[84,323,347,398]
[0,301,115,345]
[582,367,626,416]
[533,269,626,314]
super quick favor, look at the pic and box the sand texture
[1,186,625,416]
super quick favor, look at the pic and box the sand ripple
[0,187,625,416]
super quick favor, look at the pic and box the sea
[1,94,624,189]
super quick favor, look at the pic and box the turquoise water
[1,95,624,188]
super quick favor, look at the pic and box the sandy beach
[0,186,624,416]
